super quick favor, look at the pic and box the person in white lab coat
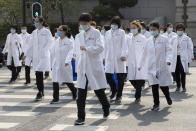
[147,22,173,111]
[74,13,110,125]
[23,16,54,101]
[3,25,23,83]
[104,16,127,103]
[50,25,77,104]
[163,23,177,83]
[127,20,148,103]
[20,26,31,84]
[171,23,194,92]
[141,22,151,39]
[163,23,177,40]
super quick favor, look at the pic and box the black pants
[25,66,31,83]
[172,72,176,82]
[35,71,44,95]
[105,73,126,98]
[152,84,171,106]
[7,58,21,81]
[76,76,110,120]
[45,71,49,77]
[53,82,76,100]
[130,80,145,99]
[175,56,186,89]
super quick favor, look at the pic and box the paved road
[0,67,195,131]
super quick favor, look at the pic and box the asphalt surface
[0,67,195,131]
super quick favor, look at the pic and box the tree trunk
[58,1,65,24]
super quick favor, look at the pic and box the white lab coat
[51,37,73,83]
[104,29,127,73]
[49,37,57,69]
[73,33,82,73]
[163,32,177,72]
[171,34,194,73]
[163,32,177,42]
[20,33,32,66]
[76,27,107,90]
[127,34,148,80]
[147,35,173,86]
[188,37,194,63]
[3,33,23,67]
[143,31,151,39]
[25,27,54,72]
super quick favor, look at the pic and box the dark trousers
[35,71,44,95]
[152,84,171,106]
[25,66,31,83]
[76,76,110,120]
[53,82,76,100]
[7,58,21,81]
[172,72,176,82]
[105,73,126,98]
[175,56,186,89]
[45,71,49,77]
[130,80,145,99]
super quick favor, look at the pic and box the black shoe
[61,82,66,86]
[9,80,15,84]
[24,82,30,85]
[176,87,180,92]
[74,119,85,125]
[182,88,186,93]
[35,92,44,101]
[115,97,122,104]
[135,98,141,104]
[167,98,172,105]
[50,99,59,104]
[110,91,116,100]
[151,105,160,111]
[103,107,110,119]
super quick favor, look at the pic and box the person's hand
[120,57,126,61]
[138,68,141,71]
[192,58,195,62]
[65,63,69,66]
[22,56,26,62]
[80,46,86,51]
[167,62,171,65]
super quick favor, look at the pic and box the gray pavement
[0,67,195,131]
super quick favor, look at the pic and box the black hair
[176,23,185,31]
[104,25,111,31]
[21,26,27,28]
[111,16,121,28]
[10,25,18,30]
[150,22,160,29]
[10,25,18,33]
[61,25,71,38]
[166,23,173,28]
[37,16,47,27]
[79,13,92,22]
[125,28,130,32]
[140,22,147,29]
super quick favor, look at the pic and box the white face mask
[160,30,164,34]
[111,25,118,30]
[168,27,173,32]
[21,29,27,34]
